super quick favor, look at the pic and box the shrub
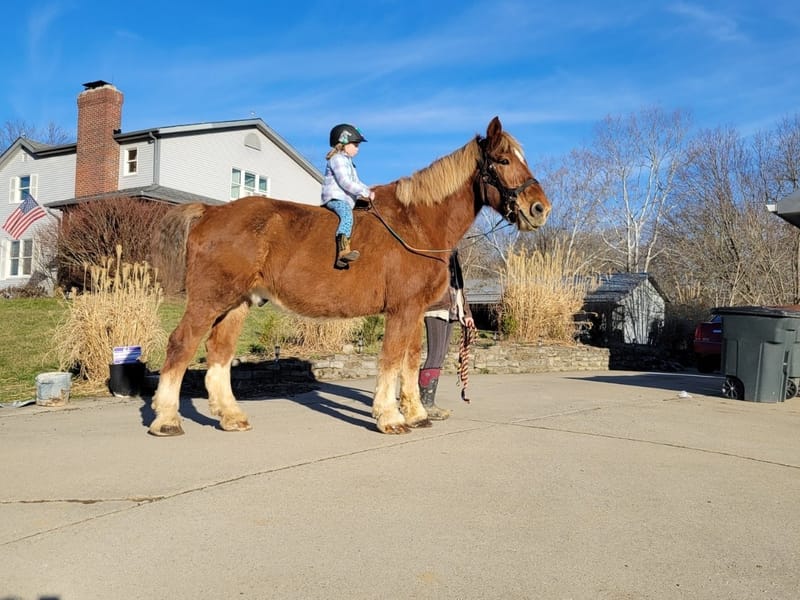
[356,315,384,348]
[54,198,169,290]
[0,282,49,299]
[52,245,166,386]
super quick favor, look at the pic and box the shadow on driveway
[569,371,724,397]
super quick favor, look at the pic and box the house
[0,80,323,291]
[581,272,668,345]
[767,189,800,229]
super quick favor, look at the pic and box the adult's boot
[419,370,450,420]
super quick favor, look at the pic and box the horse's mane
[395,132,524,207]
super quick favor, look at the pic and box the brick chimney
[75,81,123,197]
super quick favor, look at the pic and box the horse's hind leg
[205,301,252,432]
[150,306,216,436]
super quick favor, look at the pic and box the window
[244,171,256,195]
[231,168,242,199]
[9,239,34,277]
[8,174,38,203]
[230,168,269,199]
[124,148,138,175]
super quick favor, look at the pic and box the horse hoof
[148,423,185,437]
[220,417,252,432]
[380,422,411,434]
[408,418,433,429]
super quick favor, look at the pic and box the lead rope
[458,321,476,403]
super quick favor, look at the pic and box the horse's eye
[498,158,510,165]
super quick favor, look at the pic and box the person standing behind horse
[419,250,475,420]
[322,123,375,269]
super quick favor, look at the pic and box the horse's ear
[486,116,503,140]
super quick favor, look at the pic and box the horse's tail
[152,203,208,295]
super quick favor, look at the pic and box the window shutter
[30,174,39,199]
[9,176,18,203]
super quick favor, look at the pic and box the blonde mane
[395,133,524,207]
[395,138,480,207]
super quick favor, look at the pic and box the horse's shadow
[138,359,378,432]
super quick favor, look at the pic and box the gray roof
[45,185,223,209]
[582,273,668,305]
[464,278,502,304]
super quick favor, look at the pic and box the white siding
[157,129,321,205]
[1,148,75,212]
[622,280,665,344]
[118,141,155,189]
[0,147,71,289]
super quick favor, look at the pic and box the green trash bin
[713,306,800,402]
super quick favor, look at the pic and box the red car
[693,314,722,373]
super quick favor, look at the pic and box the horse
[149,116,550,436]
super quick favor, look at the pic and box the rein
[366,200,452,260]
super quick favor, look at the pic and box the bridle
[476,136,538,224]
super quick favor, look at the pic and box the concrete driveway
[1,371,799,599]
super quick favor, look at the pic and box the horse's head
[476,117,551,231]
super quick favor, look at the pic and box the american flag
[2,193,47,240]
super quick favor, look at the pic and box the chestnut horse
[149,117,550,436]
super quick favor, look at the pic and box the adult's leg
[419,316,454,420]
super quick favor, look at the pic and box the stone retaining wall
[230,342,610,383]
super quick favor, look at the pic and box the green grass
[0,298,64,403]
[0,298,280,403]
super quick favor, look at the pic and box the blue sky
[3,0,799,184]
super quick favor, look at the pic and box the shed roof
[583,273,668,305]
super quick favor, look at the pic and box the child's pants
[324,200,353,236]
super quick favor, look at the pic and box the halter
[476,136,538,223]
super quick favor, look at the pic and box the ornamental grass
[257,310,364,357]
[53,245,165,387]
[499,244,595,344]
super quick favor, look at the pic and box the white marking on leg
[206,362,233,416]
[152,373,181,419]
[206,362,250,431]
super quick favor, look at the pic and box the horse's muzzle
[517,201,550,231]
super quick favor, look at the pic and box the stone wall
[172,342,610,397]
[280,342,609,382]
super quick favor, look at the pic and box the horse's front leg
[205,301,252,432]
[398,317,431,428]
[373,312,417,434]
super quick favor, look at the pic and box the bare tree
[590,107,690,273]
[1,118,72,152]
[661,125,799,306]
[527,150,611,272]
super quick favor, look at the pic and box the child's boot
[335,234,360,269]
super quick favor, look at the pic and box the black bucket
[108,361,146,397]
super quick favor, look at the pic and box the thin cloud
[666,2,747,42]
